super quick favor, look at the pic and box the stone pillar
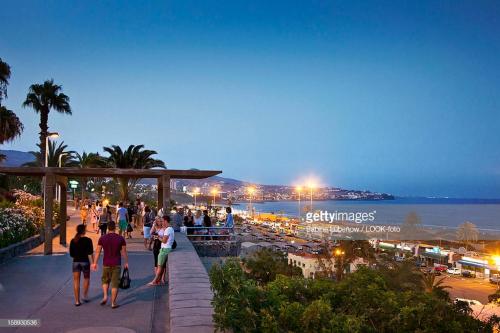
[57,176,68,245]
[44,174,56,255]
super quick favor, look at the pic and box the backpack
[172,240,177,250]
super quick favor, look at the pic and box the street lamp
[193,187,200,206]
[56,152,67,202]
[211,188,218,206]
[296,186,302,217]
[44,132,59,167]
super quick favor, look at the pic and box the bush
[0,208,38,248]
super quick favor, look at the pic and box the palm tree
[0,106,24,144]
[23,140,75,167]
[422,273,450,300]
[103,144,166,200]
[457,221,479,250]
[73,152,108,199]
[22,79,71,162]
[0,58,11,105]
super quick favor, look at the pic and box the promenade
[0,207,169,333]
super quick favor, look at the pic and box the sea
[235,198,500,231]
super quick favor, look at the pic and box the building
[288,252,366,279]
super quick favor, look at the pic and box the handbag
[119,268,131,289]
[126,223,133,232]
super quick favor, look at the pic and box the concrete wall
[168,232,215,333]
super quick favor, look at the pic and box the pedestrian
[203,209,212,240]
[184,214,194,236]
[91,221,128,309]
[149,217,166,280]
[142,206,154,249]
[148,215,174,286]
[99,205,108,236]
[70,224,94,306]
[115,202,129,237]
[80,203,88,225]
[172,207,184,232]
[90,203,99,233]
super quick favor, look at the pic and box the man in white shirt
[148,215,175,286]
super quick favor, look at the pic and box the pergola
[0,167,221,254]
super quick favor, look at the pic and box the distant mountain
[0,150,34,167]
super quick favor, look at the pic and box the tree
[23,141,75,167]
[0,58,11,105]
[457,221,479,250]
[0,59,23,164]
[22,79,71,163]
[73,151,108,199]
[103,144,165,200]
[421,273,450,300]
[242,248,302,284]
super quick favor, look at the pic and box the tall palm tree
[103,144,166,200]
[74,151,108,199]
[457,221,479,250]
[22,79,71,162]
[0,106,24,144]
[23,140,75,167]
[0,58,11,105]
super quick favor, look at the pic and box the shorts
[119,219,128,231]
[143,226,151,239]
[102,266,121,289]
[72,262,90,279]
[157,248,171,267]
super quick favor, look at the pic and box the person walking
[115,202,129,237]
[90,203,99,233]
[148,215,174,286]
[80,204,88,225]
[142,206,154,249]
[69,224,94,306]
[99,205,109,236]
[91,221,128,309]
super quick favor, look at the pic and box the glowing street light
[193,187,200,207]
[247,187,256,217]
[296,186,303,217]
[211,188,218,206]
[307,181,315,211]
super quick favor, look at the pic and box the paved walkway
[0,208,169,333]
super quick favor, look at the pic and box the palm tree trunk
[39,109,49,165]
[119,178,129,201]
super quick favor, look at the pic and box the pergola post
[56,176,68,245]
[158,178,163,210]
[44,174,56,255]
[160,175,171,212]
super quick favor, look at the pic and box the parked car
[489,274,500,284]
[447,267,461,275]
[434,265,448,272]
[461,270,476,278]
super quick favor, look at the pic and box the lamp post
[56,152,67,202]
[211,188,218,206]
[248,187,256,218]
[44,132,60,167]
[193,187,200,207]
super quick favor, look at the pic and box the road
[438,274,498,304]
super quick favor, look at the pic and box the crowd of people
[70,198,235,308]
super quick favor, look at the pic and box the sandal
[100,299,107,306]
[111,304,120,309]
[75,302,82,307]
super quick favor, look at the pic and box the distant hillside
[0,150,34,167]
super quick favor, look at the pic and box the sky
[1,0,500,198]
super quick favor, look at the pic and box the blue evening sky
[1,1,500,198]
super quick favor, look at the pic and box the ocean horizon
[234,197,500,231]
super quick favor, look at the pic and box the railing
[184,226,236,238]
